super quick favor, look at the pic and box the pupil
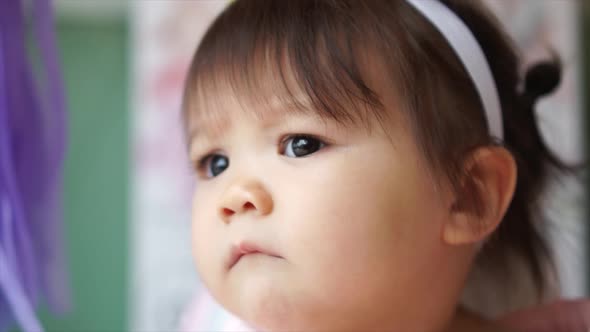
[211,155,228,176]
[293,137,319,156]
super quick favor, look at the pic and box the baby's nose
[218,180,273,223]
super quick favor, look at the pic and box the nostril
[221,202,257,221]
[222,207,235,217]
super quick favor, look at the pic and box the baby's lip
[227,241,282,270]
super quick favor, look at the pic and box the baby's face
[189,94,467,331]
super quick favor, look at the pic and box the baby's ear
[443,146,517,246]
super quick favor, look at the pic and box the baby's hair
[183,0,574,314]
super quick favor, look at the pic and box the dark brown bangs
[181,0,413,142]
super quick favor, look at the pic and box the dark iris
[208,155,228,177]
[289,136,322,157]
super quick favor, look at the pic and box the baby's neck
[444,307,516,332]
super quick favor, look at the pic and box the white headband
[405,0,504,139]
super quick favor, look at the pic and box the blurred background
[19,0,588,331]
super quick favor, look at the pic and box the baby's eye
[197,154,229,178]
[281,135,326,158]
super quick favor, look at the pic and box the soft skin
[188,84,516,331]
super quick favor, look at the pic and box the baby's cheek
[191,222,212,279]
[287,213,380,295]
[190,199,221,290]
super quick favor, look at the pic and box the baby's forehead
[185,90,323,142]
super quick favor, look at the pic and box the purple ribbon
[0,0,69,331]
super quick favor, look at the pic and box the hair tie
[523,61,561,103]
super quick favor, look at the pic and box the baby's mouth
[227,241,283,270]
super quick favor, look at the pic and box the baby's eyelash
[195,154,210,169]
[189,152,214,172]
[190,152,228,180]
[279,133,330,147]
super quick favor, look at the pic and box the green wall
[38,18,129,332]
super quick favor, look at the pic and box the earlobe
[443,147,517,246]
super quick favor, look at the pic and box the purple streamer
[0,21,42,332]
[0,0,41,324]
[0,247,42,332]
[30,0,70,314]
[0,0,70,331]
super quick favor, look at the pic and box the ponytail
[446,0,580,317]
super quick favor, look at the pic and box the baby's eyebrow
[189,97,316,143]
[188,117,230,145]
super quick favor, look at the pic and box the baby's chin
[222,257,302,329]
[227,279,359,332]
[240,301,334,332]
[229,281,306,331]
[223,272,334,330]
